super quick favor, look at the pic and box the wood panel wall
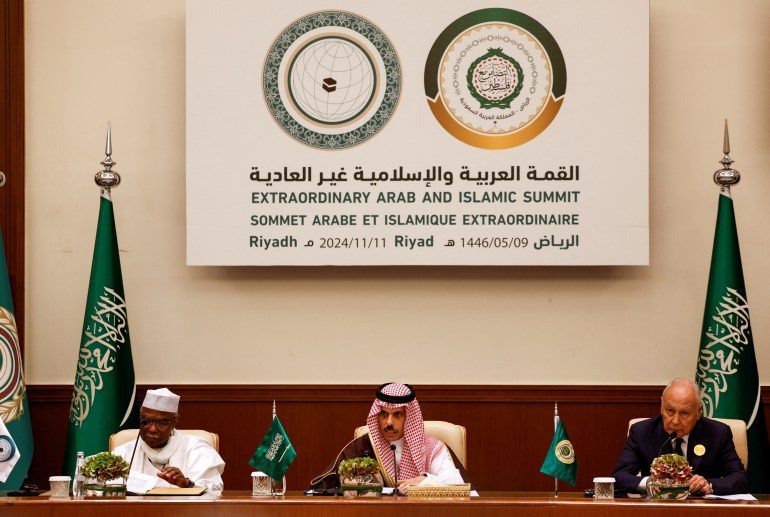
[0,0,25,347]
[26,385,770,492]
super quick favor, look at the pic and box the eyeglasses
[139,418,176,430]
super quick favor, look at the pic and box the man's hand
[688,474,712,495]
[158,466,192,488]
[398,476,426,493]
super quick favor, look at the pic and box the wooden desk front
[3,492,768,516]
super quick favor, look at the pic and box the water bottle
[73,451,85,498]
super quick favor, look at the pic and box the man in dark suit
[613,378,748,495]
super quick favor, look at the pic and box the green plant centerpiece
[338,457,384,498]
[646,454,692,500]
[81,452,130,498]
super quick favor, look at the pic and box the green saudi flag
[540,417,577,486]
[0,226,34,491]
[62,191,138,476]
[695,188,770,493]
[249,415,296,482]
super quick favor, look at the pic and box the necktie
[674,437,684,456]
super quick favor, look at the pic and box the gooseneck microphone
[391,444,398,496]
[658,431,678,457]
[126,431,142,478]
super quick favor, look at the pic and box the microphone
[127,431,142,475]
[391,444,398,496]
[658,431,677,457]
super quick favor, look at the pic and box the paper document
[705,493,757,501]
[144,487,207,496]
[126,471,175,495]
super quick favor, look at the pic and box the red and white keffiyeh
[366,383,445,483]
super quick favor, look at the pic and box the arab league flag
[695,188,770,493]
[540,417,577,486]
[0,226,33,490]
[0,419,20,483]
[62,189,138,476]
[249,416,296,482]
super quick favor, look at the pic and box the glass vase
[646,478,690,500]
[340,472,384,498]
[83,478,127,498]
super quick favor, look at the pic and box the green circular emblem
[467,48,524,109]
[263,11,401,149]
[425,8,567,149]
[555,439,575,464]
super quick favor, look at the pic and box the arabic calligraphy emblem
[263,11,401,149]
[69,287,128,427]
[0,307,25,424]
[467,48,524,109]
[425,9,566,149]
[696,287,750,418]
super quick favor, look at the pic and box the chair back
[109,429,220,452]
[354,420,467,468]
[627,417,747,469]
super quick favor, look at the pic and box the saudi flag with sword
[62,126,138,476]
[695,122,770,493]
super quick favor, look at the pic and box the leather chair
[354,420,467,468]
[109,429,220,452]
[627,417,747,469]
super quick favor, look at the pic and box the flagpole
[554,402,559,498]
[273,400,276,420]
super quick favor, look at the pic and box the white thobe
[112,431,225,493]
[391,437,464,485]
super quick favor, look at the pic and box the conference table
[2,491,769,516]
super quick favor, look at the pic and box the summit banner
[186,0,648,266]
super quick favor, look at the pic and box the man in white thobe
[112,388,225,493]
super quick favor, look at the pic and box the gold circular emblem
[693,444,706,456]
[555,439,575,464]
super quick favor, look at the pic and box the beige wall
[24,0,770,385]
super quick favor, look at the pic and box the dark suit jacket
[612,415,748,494]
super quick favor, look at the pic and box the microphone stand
[127,432,142,476]
[391,444,399,497]
[658,432,677,457]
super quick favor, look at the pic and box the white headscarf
[139,429,183,469]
